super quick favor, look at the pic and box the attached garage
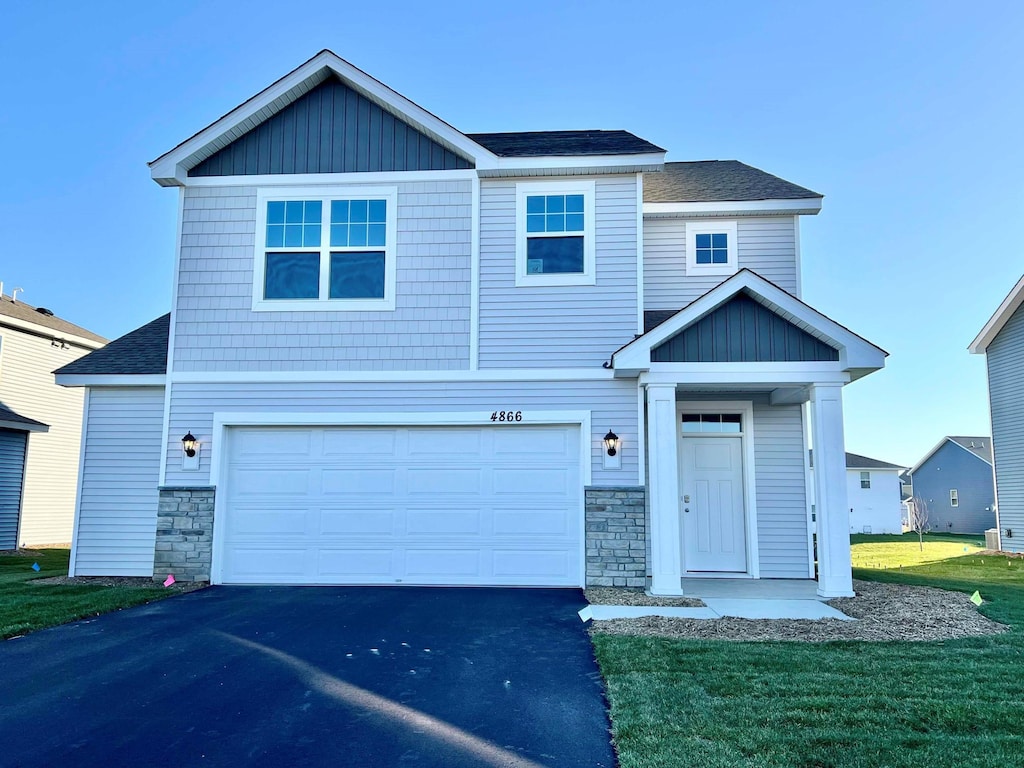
[215,424,584,586]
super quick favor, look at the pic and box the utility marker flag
[163,574,176,587]
[31,563,40,572]
[970,591,983,606]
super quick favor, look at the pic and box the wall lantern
[604,430,620,457]
[181,431,198,458]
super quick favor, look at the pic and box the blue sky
[2,1,1021,466]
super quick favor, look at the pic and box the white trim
[685,220,738,278]
[950,489,959,507]
[636,172,645,334]
[170,368,618,384]
[56,374,167,387]
[470,174,480,370]
[970,274,1024,353]
[676,400,759,578]
[184,169,479,188]
[149,50,497,183]
[514,180,596,287]
[636,383,646,488]
[0,314,104,351]
[67,388,90,577]
[640,365,850,386]
[206,409,592,586]
[481,153,665,175]
[643,198,822,217]
[801,402,815,578]
[159,188,185,487]
[252,185,398,313]
[793,215,803,298]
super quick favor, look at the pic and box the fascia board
[969,274,1024,353]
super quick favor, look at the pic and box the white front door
[679,435,747,572]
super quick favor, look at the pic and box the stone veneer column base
[585,486,647,588]
[154,487,215,583]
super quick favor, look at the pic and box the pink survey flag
[163,574,176,587]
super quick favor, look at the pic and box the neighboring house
[908,437,995,534]
[809,451,905,534]
[970,275,1024,552]
[54,51,886,597]
[0,292,105,547]
[899,469,913,529]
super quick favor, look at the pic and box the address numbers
[491,411,523,422]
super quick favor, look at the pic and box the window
[860,471,871,489]
[681,413,742,433]
[950,489,959,507]
[686,220,738,276]
[253,187,397,311]
[516,181,595,286]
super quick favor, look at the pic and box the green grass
[0,549,178,639]
[593,536,1024,767]
[850,532,985,569]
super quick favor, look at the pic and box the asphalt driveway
[0,586,615,767]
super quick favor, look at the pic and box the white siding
[478,176,638,367]
[0,330,89,545]
[73,388,163,576]
[163,379,639,487]
[844,469,903,534]
[643,217,798,311]
[174,181,473,372]
[751,397,812,578]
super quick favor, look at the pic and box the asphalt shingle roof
[644,161,822,203]
[0,404,48,430]
[467,130,664,158]
[809,450,905,471]
[947,436,993,464]
[54,314,169,376]
[0,295,106,345]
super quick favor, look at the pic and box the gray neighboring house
[908,436,995,534]
[970,275,1024,552]
[0,291,106,548]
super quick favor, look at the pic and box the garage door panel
[220,425,582,586]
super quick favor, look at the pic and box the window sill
[514,272,597,288]
[252,298,396,312]
[686,263,739,278]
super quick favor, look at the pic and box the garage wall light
[602,430,622,471]
[181,432,198,457]
[181,431,201,472]
[603,430,619,457]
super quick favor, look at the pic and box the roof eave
[969,274,1024,353]
[643,198,823,217]
[55,373,167,388]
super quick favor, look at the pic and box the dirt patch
[590,580,1007,642]
[980,549,1024,559]
[30,576,206,593]
[0,549,45,557]
[585,587,705,608]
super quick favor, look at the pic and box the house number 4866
[491,411,523,422]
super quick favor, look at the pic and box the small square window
[687,222,738,276]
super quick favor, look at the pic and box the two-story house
[0,291,105,548]
[908,436,996,534]
[55,51,886,596]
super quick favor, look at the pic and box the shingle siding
[162,379,639,488]
[478,176,638,368]
[174,181,472,371]
[911,441,995,534]
[643,217,798,311]
[987,302,1024,551]
[0,331,88,545]
[72,388,164,576]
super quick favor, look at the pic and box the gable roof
[0,294,106,347]
[54,314,169,377]
[644,161,822,204]
[809,451,904,471]
[0,403,48,433]
[969,274,1024,353]
[612,270,887,378]
[910,436,993,475]
[468,130,663,158]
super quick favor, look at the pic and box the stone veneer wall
[154,487,215,583]
[584,486,647,587]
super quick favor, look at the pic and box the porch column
[647,383,683,595]
[809,382,854,597]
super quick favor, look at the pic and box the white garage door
[218,425,582,586]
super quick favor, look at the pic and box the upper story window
[686,220,738,277]
[515,180,595,287]
[860,471,871,489]
[253,186,397,312]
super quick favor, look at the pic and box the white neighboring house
[810,451,905,535]
[54,50,887,597]
[0,291,105,547]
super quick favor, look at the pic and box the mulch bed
[585,587,705,608]
[590,580,1008,642]
[30,576,206,593]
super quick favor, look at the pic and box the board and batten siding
[174,180,472,372]
[72,388,164,576]
[478,176,638,368]
[643,217,798,311]
[987,301,1024,552]
[163,379,639,487]
[676,393,810,578]
[0,330,88,545]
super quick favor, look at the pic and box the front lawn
[0,549,179,639]
[593,536,1024,767]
